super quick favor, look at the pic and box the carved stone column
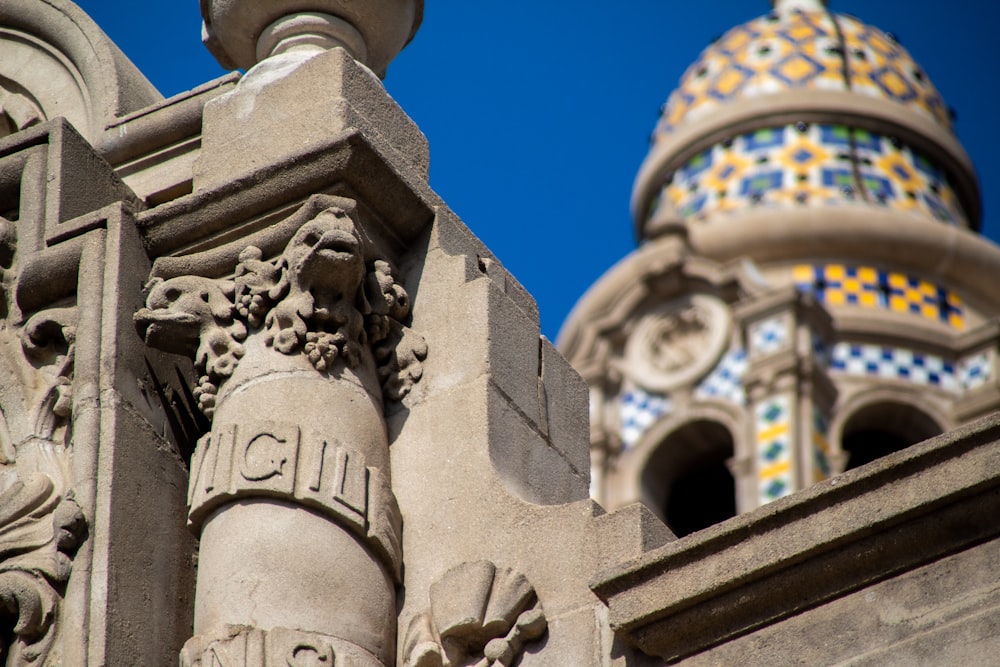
[136,198,425,666]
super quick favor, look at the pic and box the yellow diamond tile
[842,278,861,293]
[793,265,814,283]
[760,460,792,479]
[889,296,908,312]
[825,265,846,280]
[778,56,819,82]
[721,27,755,54]
[858,292,879,308]
[785,22,820,42]
[714,69,748,96]
[878,69,914,97]
[857,266,878,283]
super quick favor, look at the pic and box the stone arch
[0,0,160,142]
[831,387,950,472]
[615,401,745,537]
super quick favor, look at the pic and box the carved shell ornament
[135,205,427,416]
[403,561,547,667]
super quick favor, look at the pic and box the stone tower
[560,0,1000,536]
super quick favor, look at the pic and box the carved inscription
[181,626,372,667]
[188,421,401,577]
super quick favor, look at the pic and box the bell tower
[560,0,1000,536]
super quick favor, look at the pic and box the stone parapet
[592,413,1000,663]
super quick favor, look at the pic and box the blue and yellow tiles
[655,9,951,136]
[828,342,959,393]
[650,123,966,225]
[748,316,789,358]
[694,347,748,405]
[755,395,795,503]
[620,388,672,449]
[812,408,832,483]
[958,351,992,391]
[793,264,965,329]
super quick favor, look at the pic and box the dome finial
[771,0,828,12]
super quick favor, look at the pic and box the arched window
[641,420,736,537]
[841,401,942,470]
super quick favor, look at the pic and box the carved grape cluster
[136,205,427,418]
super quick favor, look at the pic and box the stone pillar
[737,289,837,508]
[136,199,422,665]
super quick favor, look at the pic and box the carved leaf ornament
[135,205,427,416]
[0,474,85,666]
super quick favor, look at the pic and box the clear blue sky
[77,1,1000,340]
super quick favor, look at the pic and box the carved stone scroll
[402,562,547,667]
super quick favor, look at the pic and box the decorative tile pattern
[794,264,965,329]
[655,9,951,136]
[812,408,832,483]
[694,347,748,405]
[649,123,965,225]
[749,316,789,358]
[958,351,992,391]
[755,394,795,504]
[828,342,960,393]
[620,388,672,449]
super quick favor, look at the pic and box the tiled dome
[631,0,980,238]
[654,5,951,139]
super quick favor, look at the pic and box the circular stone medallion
[624,294,731,392]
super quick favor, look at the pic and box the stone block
[91,395,196,667]
[488,383,588,506]
[429,206,540,322]
[591,503,675,573]
[487,279,542,426]
[196,47,428,192]
[539,337,591,477]
[682,537,1000,666]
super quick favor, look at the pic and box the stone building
[0,0,998,665]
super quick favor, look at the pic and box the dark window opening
[841,402,941,471]
[642,420,737,538]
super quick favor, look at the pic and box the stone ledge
[591,413,1000,662]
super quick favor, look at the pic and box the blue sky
[77,1,1000,340]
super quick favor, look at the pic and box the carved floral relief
[0,230,87,666]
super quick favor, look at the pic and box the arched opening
[841,401,942,471]
[641,420,736,537]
